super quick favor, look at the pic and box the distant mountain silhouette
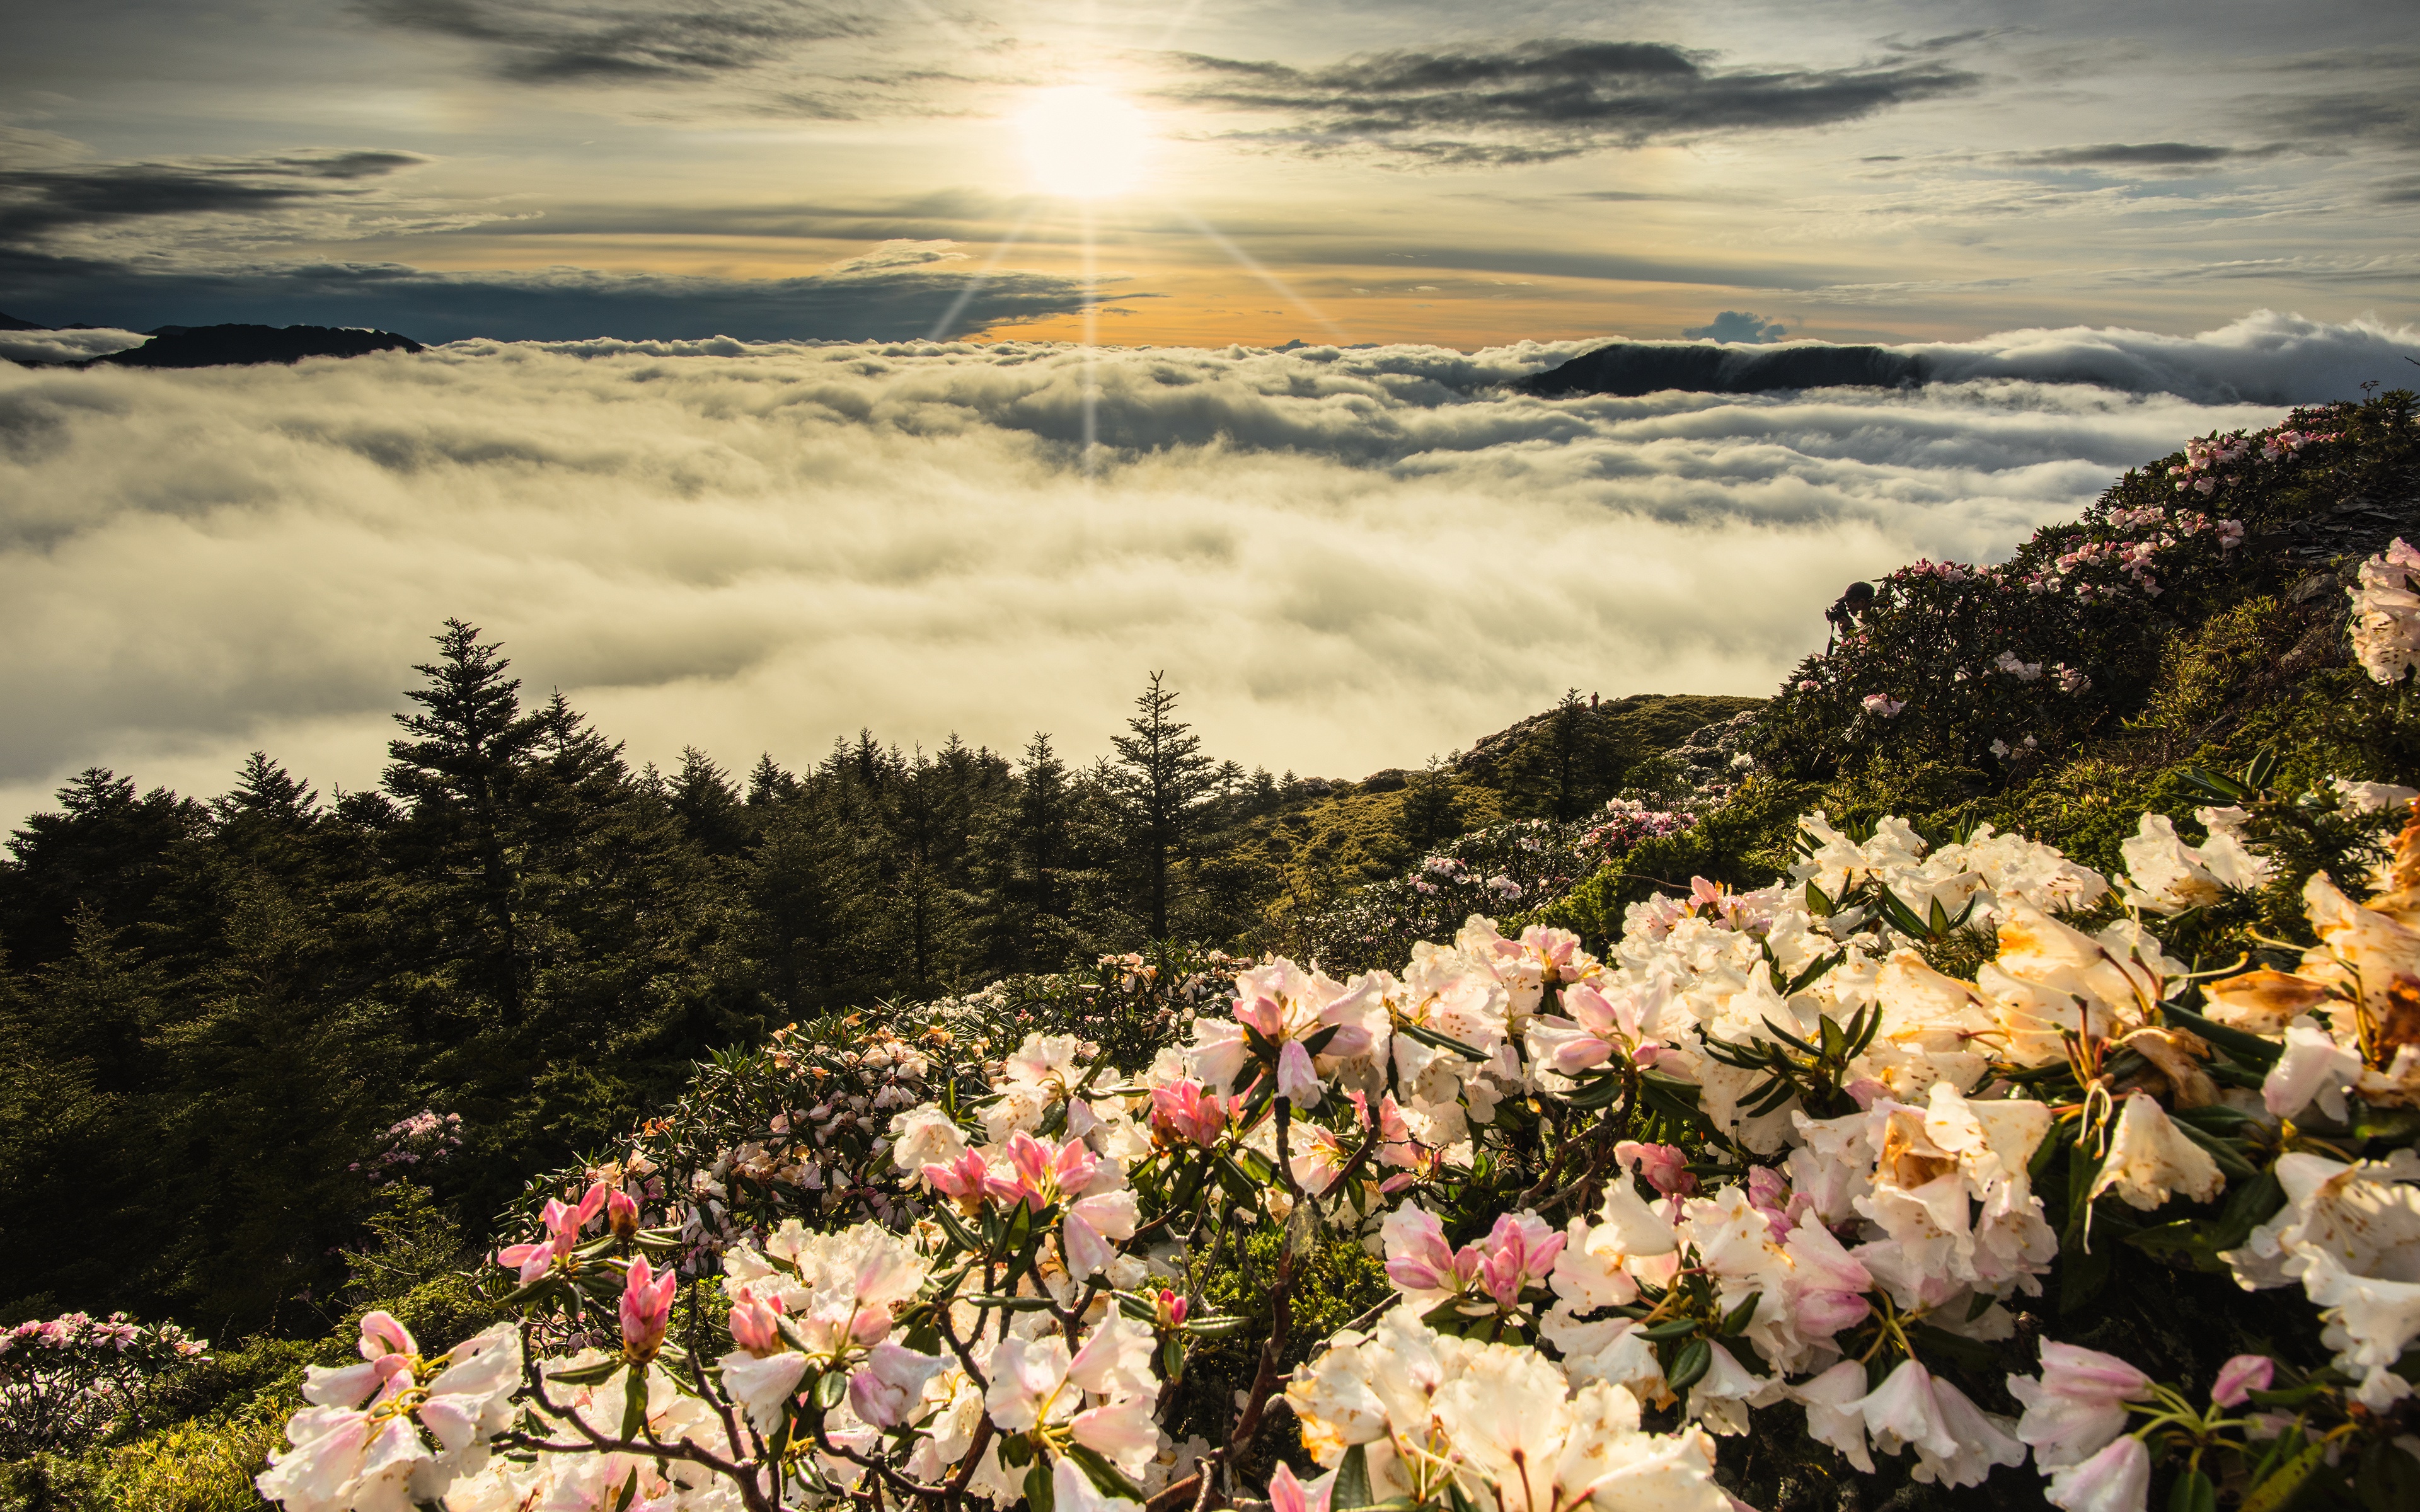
[1521,341,1926,398]
[0,311,48,331]
[90,324,424,369]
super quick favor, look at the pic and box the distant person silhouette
[1824,581,1874,651]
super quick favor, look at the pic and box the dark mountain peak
[1521,340,1926,398]
[94,324,424,369]
[0,311,49,331]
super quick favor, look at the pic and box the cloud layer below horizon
[1,309,2404,830]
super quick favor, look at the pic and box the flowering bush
[1752,404,2386,781]
[0,1312,210,1458]
[1293,801,1696,975]
[252,776,2420,1512]
[351,1109,466,1183]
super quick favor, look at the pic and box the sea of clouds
[1,309,2413,828]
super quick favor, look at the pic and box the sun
[1015,85,1153,199]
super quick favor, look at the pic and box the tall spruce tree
[383,620,545,1027]
[1110,673,1219,941]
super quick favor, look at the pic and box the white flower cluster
[2349,537,2420,685]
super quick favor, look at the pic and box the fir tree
[1110,673,1220,941]
[383,620,545,1027]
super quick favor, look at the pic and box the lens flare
[1015,86,1152,198]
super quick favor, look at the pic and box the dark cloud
[0,243,1134,343]
[2013,142,2259,166]
[0,151,427,240]
[1167,38,1981,165]
[2245,89,2420,151]
[356,0,872,81]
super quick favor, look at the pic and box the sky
[1,1,2416,345]
[2,3,2418,828]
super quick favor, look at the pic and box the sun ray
[1081,199,1099,476]
[1150,0,1211,52]
[926,209,1037,341]
[1166,203,1354,346]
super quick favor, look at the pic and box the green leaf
[2168,1467,2217,1512]
[1638,1074,1717,1136]
[1066,1443,1146,1503]
[1666,1338,1713,1394]
[611,1470,640,1512]
[1301,1024,1343,1058]
[969,1294,1060,1312]
[2358,1435,2420,1512]
[931,1202,982,1256]
[1804,881,1836,919]
[999,1434,1034,1470]
[815,1370,848,1409]
[2162,1004,2283,1068]
[2246,748,2280,793]
[1638,1316,1700,1341]
[619,1363,649,1441]
[1334,1445,1375,1512]
[1719,1293,1761,1336]
[1025,1461,1056,1512]
[2125,1219,2238,1273]
[2170,1118,2262,1181]
[1560,1072,1628,1111]
[1397,1020,1489,1061]
[1182,1314,1254,1337]
[1906,1324,1997,1372]
[2243,1442,2326,1512]
[548,1356,626,1387]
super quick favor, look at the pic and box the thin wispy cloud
[354,0,876,82]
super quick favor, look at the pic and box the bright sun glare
[1015,85,1153,198]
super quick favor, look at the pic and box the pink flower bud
[729,1293,786,1358]
[619,1257,678,1363]
[2211,1354,2273,1409]
[606,1188,640,1240]
[1616,1140,1697,1198]
[577,1179,611,1230]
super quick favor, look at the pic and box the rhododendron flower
[848,1342,946,1428]
[921,1147,993,1205]
[2044,1433,2150,1512]
[2262,1017,2364,1120]
[619,1257,677,1363]
[1381,1203,1482,1303]
[1149,1079,1231,1147]
[1616,1141,1697,1198]
[2088,1092,2224,1211]
[1267,1461,1330,1512]
[1849,1359,2023,1488]
[1063,1186,1141,1278]
[985,1130,1102,1211]
[301,1311,418,1410]
[2008,1341,2153,1469]
[1862,694,1905,718]
[1525,979,1669,1077]
[889,1104,971,1172]
[1053,1455,1143,1512]
[495,1184,608,1285]
[2210,1353,2273,1408]
[2349,538,2420,685]
[258,1322,520,1512]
